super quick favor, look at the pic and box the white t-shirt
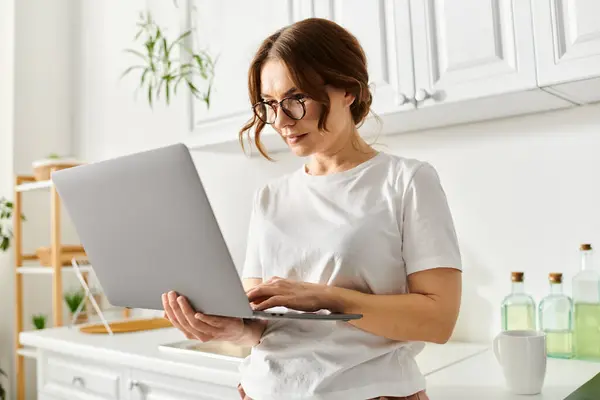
[239,151,462,400]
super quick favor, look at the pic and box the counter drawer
[42,353,124,399]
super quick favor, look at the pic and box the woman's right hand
[162,291,246,342]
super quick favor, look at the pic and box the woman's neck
[305,131,377,176]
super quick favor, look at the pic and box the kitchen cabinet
[20,326,488,400]
[38,352,127,400]
[304,0,417,115]
[531,0,600,104]
[410,0,538,106]
[180,0,294,149]
[164,1,576,153]
[128,370,238,400]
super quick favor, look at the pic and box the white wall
[72,5,600,344]
[384,105,600,341]
[0,0,16,397]
[2,0,79,398]
[71,1,600,344]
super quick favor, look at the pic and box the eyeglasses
[252,94,307,124]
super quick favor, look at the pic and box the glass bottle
[501,271,536,331]
[539,272,573,358]
[573,243,600,360]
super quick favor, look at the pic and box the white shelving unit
[16,264,95,275]
[16,347,37,359]
[15,180,53,192]
[13,173,131,400]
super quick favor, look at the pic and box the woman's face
[259,59,355,157]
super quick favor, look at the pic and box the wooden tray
[36,245,87,266]
[79,318,172,334]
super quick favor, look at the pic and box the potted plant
[0,197,25,252]
[32,313,47,330]
[0,365,6,400]
[122,8,217,108]
[64,289,87,324]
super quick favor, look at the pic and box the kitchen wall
[2,0,81,397]
[70,1,600,344]
[0,0,16,397]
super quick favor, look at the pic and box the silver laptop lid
[51,143,254,318]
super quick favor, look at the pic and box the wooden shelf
[15,180,53,192]
[12,173,128,400]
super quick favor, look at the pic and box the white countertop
[21,325,600,398]
[426,348,600,399]
[20,324,487,382]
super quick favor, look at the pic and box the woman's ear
[344,91,356,108]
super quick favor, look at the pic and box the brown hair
[239,18,373,160]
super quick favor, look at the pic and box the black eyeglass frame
[252,94,308,124]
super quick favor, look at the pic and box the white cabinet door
[40,352,125,400]
[410,0,538,107]
[301,0,416,115]
[128,370,239,400]
[173,0,295,147]
[532,0,600,85]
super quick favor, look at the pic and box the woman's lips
[287,133,308,145]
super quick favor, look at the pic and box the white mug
[493,330,547,395]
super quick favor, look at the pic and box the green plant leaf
[165,80,171,104]
[122,8,214,108]
[124,49,148,61]
[120,65,146,79]
[204,81,213,108]
[148,82,154,108]
[0,236,9,252]
[32,314,47,329]
[64,290,86,313]
[168,30,191,53]
[140,67,150,86]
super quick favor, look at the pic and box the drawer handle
[72,376,85,386]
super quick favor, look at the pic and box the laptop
[51,143,362,322]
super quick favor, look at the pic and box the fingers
[162,292,190,335]
[251,295,288,311]
[164,292,213,341]
[176,295,222,335]
[237,383,247,399]
[246,285,282,303]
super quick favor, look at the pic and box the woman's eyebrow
[261,87,298,99]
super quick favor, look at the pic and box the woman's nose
[273,106,294,130]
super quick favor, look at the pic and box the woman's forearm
[328,287,459,344]
[231,319,268,347]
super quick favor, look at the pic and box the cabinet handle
[414,89,431,102]
[397,93,414,105]
[72,376,84,386]
[129,379,142,391]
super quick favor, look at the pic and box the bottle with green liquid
[573,243,600,360]
[539,272,573,358]
[501,271,536,331]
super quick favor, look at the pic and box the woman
[162,18,462,400]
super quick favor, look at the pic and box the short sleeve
[241,188,263,279]
[400,162,462,275]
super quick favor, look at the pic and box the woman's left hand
[246,276,341,312]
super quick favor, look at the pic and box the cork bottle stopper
[511,272,524,282]
[549,272,562,283]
